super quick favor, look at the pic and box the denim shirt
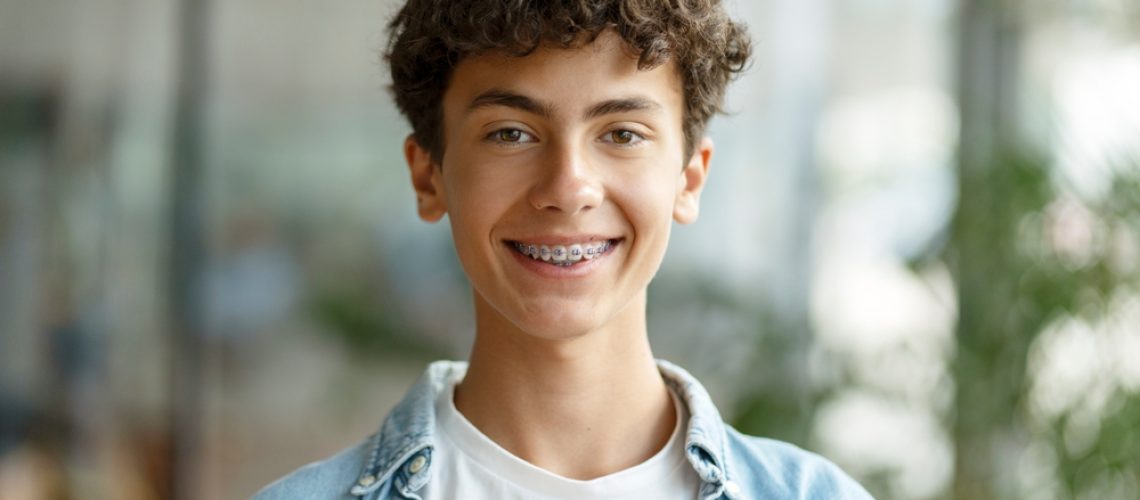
[254,360,873,499]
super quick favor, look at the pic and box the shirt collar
[349,361,464,496]
[655,359,734,486]
[349,360,733,496]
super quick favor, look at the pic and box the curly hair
[385,0,751,161]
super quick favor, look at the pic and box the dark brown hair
[385,0,751,161]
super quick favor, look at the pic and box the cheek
[443,153,500,215]
[610,168,679,234]
[441,157,528,246]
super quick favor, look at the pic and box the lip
[503,237,623,279]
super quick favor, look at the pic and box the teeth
[514,240,612,265]
[568,244,583,262]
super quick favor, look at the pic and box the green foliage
[941,145,1140,499]
[648,273,813,445]
[308,286,448,363]
[1053,395,1140,498]
[707,294,813,445]
[728,313,814,445]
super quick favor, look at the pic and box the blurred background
[1,0,1139,498]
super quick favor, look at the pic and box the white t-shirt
[420,378,702,500]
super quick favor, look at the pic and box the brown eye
[603,129,644,146]
[498,129,523,142]
[486,128,535,146]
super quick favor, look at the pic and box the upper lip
[505,235,620,246]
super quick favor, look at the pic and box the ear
[673,137,713,224]
[405,135,447,222]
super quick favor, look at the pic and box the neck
[454,292,676,480]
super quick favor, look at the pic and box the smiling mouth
[507,239,620,267]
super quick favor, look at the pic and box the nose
[527,140,603,214]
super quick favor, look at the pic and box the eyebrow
[584,97,662,119]
[467,88,663,120]
[468,89,554,118]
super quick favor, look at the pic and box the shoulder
[252,439,371,500]
[723,427,874,499]
[252,361,461,499]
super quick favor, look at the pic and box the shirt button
[358,474,376,487]
[408,455,427,474]
[724,480,742,497]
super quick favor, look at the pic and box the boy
[257,1,871,498]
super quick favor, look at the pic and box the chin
[509,304,606,341]
[473,288,639,342]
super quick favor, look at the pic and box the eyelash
[484,128,536,146]
[483,127,647,147]
[599,129,646,147]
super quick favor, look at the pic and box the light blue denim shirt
[255,360,873,499]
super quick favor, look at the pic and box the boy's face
[406,31,712,340]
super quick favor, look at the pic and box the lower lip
[506,241,619,279]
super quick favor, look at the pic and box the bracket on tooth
[516,240,612,264]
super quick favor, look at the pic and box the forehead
[441,31,684,121]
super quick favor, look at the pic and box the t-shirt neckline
[434,376,691,498]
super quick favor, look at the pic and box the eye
[486,128,535,145]
[601,129,645,146]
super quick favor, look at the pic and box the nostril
[527,173,603,213]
